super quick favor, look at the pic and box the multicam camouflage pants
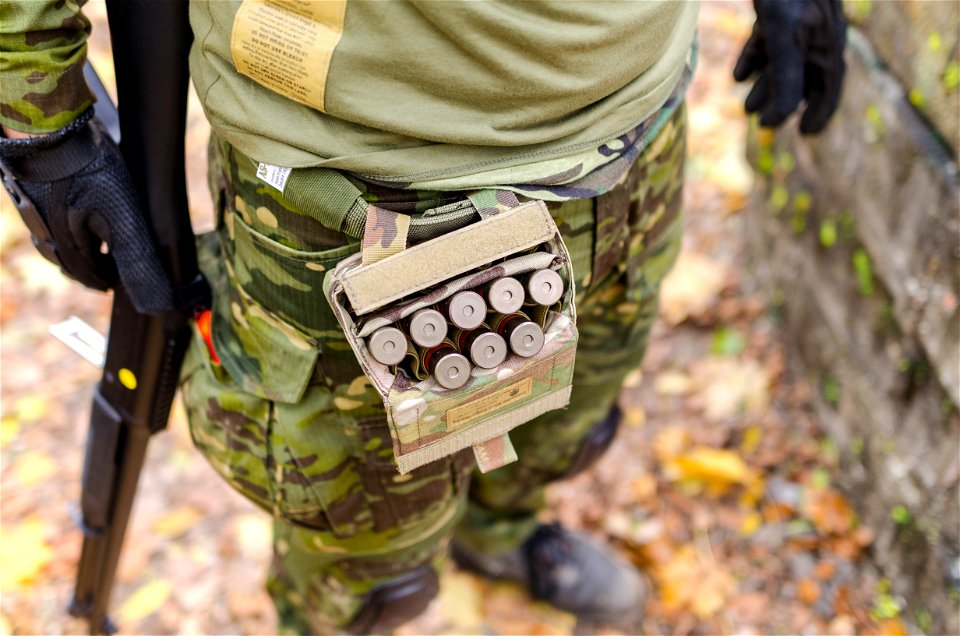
[179,106,686,634]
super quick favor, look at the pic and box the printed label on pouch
[231,0,347,112]
[446,377,533,430]
[256,162,292,193]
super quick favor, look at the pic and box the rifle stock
[67,1,201,633]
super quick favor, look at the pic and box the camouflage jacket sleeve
[0,0,93,134]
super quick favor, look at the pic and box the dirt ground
[1,2,909,635]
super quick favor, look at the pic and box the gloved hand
[733,0,847,134]
[0,108,174,314]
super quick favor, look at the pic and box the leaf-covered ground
[1,2,909,634]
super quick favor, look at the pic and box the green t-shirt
[190,0,699,186]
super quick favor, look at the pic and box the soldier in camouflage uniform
[2,0,846,633]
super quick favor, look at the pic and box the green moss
[793,190,812,214]
[757,149,775,176]
[891,505,912,525]
[927,32,942,52]
[846,0,872,21]
[849,437,864,457]
[943,62,960,92]
[915,608,933,635]
[823,376,841,405]
[776,152,796,174]
[790,214,807,234]
[769,184,790,213]
[853,249,875,296]
[819,219,837,247]
[838,212,857,241]
[865,104,886,137]
[908,88,926,110]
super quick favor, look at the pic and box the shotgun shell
[492,312,545,358]
[438,291,487,330]
[522,269,564,306]
[367,326,407,366]
[423,343,471,389]
[455,327,508,369]
[482,276,525,314]
[404,308,447,348]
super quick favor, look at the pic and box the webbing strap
[282,169,524,248]
[283,167,369,240]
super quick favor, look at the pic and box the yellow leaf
[436,571,484,631]
[624,406,646,428]
[11,450,58,485]
[653,426,692,464]
[740,511,763,537]
[740,425,763,455]
[14,395,48,423]
[116,580,171,624]
[0,417,20,447]
[668,447,753,485]
[152,506,202,538]
[0,518,53,590]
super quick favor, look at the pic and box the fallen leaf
[659,251,728,325]
[631,474,658,502]
[665,446,762,497]
[0,518,54,590]
[13,395,48,423]
[436,571,484,631]
[0,416,19,447]
[655,545,736,619]
[740,511,762,537]
[866,618,908,636]
[691,357,770,421]
[653,426,692,464]
[623,406,646,428]
[622,368,644,388]
[116,580,172,624]
[653,370,694,396]
[803,488,857,536]
[797,578,820,605]
[152,506,203,538]
[10,450,57,485]
[815,560,837,581]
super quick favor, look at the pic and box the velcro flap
[473,434,518,473]
[342,200,555,315]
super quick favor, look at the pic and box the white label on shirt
[256,162,292,193]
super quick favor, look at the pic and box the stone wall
[741,16,959,636]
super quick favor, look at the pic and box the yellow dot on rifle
[118,368,138,390]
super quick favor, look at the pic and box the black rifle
[65,1,203,633]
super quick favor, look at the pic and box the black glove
[0,108,174,314]
[733,0,847,134]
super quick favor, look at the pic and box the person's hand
[0,108,174,314]
[733,0,847,134]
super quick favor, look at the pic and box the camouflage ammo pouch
[305,179,579,475]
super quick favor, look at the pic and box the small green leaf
[943,62,960,91]
[810,467,831,490]
[852,249,875,296]
[769,184,790,212]
[710,327,746,356]
[891,505,912,525]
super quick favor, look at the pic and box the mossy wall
[742,17,959,635]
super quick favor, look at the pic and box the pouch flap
[342,200,555,315]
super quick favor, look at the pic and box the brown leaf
[654,545,736,620]
[796,578,820,605]
[803,488,857,536]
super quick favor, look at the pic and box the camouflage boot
[451,523,646,627]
